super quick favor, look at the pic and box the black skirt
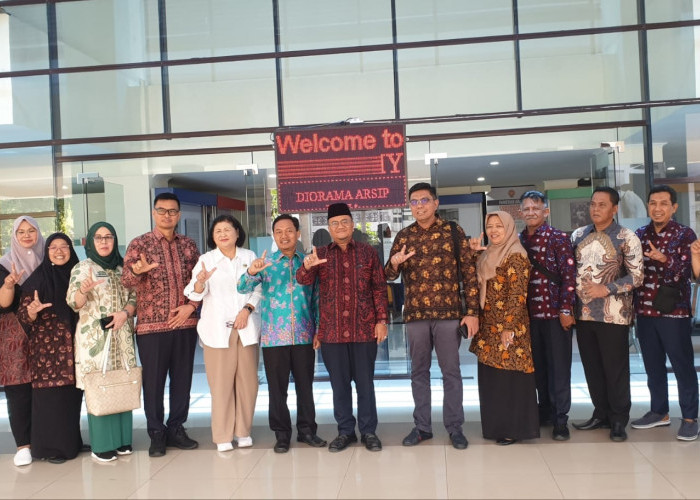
[477,362,540,441]
[31,385,84,460]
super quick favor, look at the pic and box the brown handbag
[83,330,142,417]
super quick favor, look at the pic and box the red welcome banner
[274,124,407,212]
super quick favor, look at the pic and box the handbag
[449,221,470,339]
[83,330,142,417]
[652,285,681,314]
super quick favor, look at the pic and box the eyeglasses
[16,229,37,237]
[409,197,434,207]
[154,208,180,216]
[329,219,353,228]
[48,245,70,252]
[520,207,545,214]
[93,235,115,243]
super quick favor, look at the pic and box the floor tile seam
[532,443,566,500]
[629,440,688,499]
[334,448,359,499]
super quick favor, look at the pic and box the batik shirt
[238,250,318,348]
[634,220,696,318]
[296,239,388,344]
[520,224,576,319]
[571,221,644,325]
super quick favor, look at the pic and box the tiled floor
[0,341,699,499]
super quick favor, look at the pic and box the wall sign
[274,124,407,212]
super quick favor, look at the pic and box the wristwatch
[243,305,254,313]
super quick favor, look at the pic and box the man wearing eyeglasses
[296,202,389,453]
[385,182,478,450]
[122,192,201,457]
[518,190,576,441]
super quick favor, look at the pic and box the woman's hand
[233,308,250,330]
[501,330,515,348]
[3,263,25,290]
[469,232,487,252]
[106,309,129,330]
[27,290,52,321]
[79,275,105,297]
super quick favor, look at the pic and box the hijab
[84,221,123,270]
[476,211,528,308]
[0,216,45,285]
[22,233,79,331]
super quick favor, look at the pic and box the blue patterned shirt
[238,250,318,348]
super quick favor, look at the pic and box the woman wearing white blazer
[184,215,262,452]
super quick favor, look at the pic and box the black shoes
[449,431,469,450]
[361,433,382,452]
[402,427,434,446]
[328,434,357,452]
[552,424,570,441]
[496,438,517,446]
[572,417,611,431]
[273,439,290,453]
[116,445,133,456]
[167,426,199,450]
[610,422,628,442]
[297,433,327,447]
[149,431,166,457]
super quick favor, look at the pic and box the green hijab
[85,221,123,270]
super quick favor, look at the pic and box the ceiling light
[477,177,485,182]
[489,161,499,166]
[268,173,277,178]
[667,166,676,171]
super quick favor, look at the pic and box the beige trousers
[202,329,259,444]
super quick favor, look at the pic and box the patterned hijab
[0,216,45,285]
[22,233,79,330]
[476,211,528,308]
[85,221,123,270]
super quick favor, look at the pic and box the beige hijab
[476,211,528,308]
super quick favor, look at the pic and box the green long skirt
[87,411,133,453]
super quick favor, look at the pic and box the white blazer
[184,247,262,348]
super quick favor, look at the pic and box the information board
[274,124,407,213]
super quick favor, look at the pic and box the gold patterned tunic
[469,253,534,373]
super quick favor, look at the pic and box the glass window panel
[520,32,641,109]
[399,42,516,118]
[166,0,274,58]
[518,0,638,33]
[169,60,278,131]
[648,27,699,100]
[0,146,55,216]
[278,0,392,51]
[396,0,512,42]
[651,104,700,180]
[56,0,159,67]
[0,4,49,71]
[282,51,395,125]
[645,0,700,23]
[0,75,51,142]
[59,68,162,138]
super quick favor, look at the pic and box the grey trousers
[406,319,464,434]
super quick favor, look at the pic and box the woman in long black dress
[17,233,84,463]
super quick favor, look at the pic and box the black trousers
[5,382,32,447]
[636,316,699,419]
[136,328,198,437]
[321,341,378,436]
[263,343,318,440]
[576,320,631,426]
[530,319,573,425]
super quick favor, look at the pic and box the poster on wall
[274,124,407,212]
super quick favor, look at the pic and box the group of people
[1,181,698,467]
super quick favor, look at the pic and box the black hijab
[23,233,80,331]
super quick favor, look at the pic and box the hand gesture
[167,304,195,330]
[248,250,272,276]
[303,246,327,270]
[79,275,105,296]
[390,245,415,271]
[644,241,667,263]
[27,290,52,321]
[132,253,159,275]
[469,232,487,252]
[3,263,25,290]
[196,262,217,284]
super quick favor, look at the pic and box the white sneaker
[235,436,253,448]
[216,442,234,452]
[14,448,32,467]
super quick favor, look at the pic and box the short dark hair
[272,214,299,231]
[408,182,437,199]
[520,190,548,207]
[592,186,620,206]
[207,215,246,249]
[647,184,677,204]
[154,192,180,209]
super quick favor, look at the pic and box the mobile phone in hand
[99,316,114,330]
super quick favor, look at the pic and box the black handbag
[652,285,681,314]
